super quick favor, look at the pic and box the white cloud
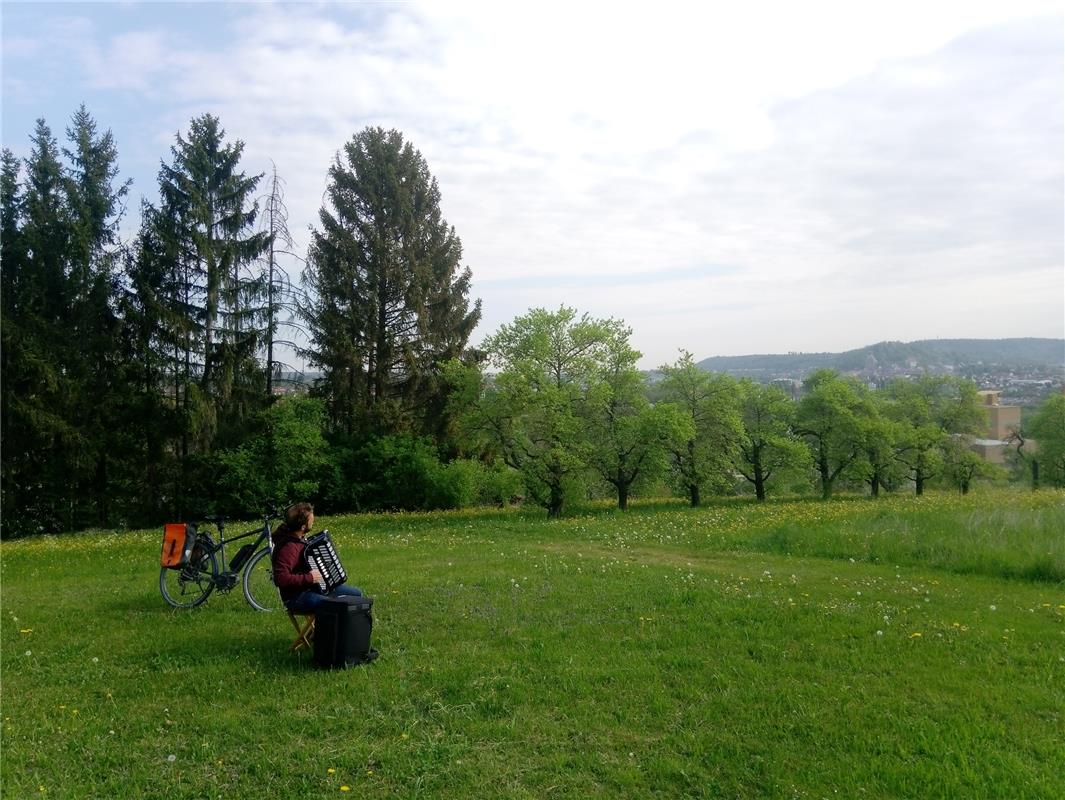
[7,0,1059,365]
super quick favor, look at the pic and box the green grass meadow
[3,489,1064,798]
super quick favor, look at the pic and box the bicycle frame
[198,516,271,589]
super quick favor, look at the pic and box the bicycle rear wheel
[242,547,278,612]
[160,536,218,608]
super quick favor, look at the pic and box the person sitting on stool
[272,502,362,613]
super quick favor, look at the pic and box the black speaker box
[313,595,377,669]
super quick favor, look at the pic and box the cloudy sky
[3,1,1062,368]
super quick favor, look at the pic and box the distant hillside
[696,338,1065,377]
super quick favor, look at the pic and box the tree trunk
[915,471,924,496]
[547,482,564,519]
[753,446,766,502]
[94,454,108,526]
[818,447,831,499]
[689,483,700,507]
[618,482,629,511]
[870,472,880,498]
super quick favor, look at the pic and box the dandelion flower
[340,786,350,792]
[989,605,996,611]
[167,754,176,763]
[909,632,922,638]
[328,768,336,774]
[876,630,883,636]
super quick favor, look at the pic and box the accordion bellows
[304,530,347,593]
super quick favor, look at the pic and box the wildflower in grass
[876,630,883,636]
[24,651,31,656]
[340,786,350,792]
[328,768,336,774]
[909,632,922,638]
[167,754,176,762]
[19,628,31,634]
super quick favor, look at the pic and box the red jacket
[272,532,320,602]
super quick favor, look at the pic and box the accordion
[303,530,348,594]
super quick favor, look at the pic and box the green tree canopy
[454,307,628,518]
[732,379,810,501]
[883,375,985,495]
[1028,394,1065,488]
[657,352,742,507]
[581,324,690,510]
[795,369,872,499]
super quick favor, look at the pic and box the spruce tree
[302,127,481,436]
[155,114,270,450]
[62,107,130,525]
[1,111,130,531]
[3,121,73,531]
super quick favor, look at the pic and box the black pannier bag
[229,543,256,572]
[313,596,378,669]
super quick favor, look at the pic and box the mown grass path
[3,490,1063,798]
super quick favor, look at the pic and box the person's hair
[272,502,314,542]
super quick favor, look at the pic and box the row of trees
[445,307,1050,518]
[1,108,479,535]
[3,107,1061,534]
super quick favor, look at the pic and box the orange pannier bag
[160,523,195,569]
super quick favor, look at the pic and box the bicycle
[159,510,282,612]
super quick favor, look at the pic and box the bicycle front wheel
[242,547,278,612]
[160,537,218,608]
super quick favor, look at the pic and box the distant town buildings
[970,390,1026,465]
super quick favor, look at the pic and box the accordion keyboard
[304,531,348,593]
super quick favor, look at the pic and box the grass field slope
[3,489,1063,798]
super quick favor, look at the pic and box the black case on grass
[313,595,377,669]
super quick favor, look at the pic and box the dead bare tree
[259,162,311,396]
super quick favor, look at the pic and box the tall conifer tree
[154,114,270,451]
[302,127,481,436]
